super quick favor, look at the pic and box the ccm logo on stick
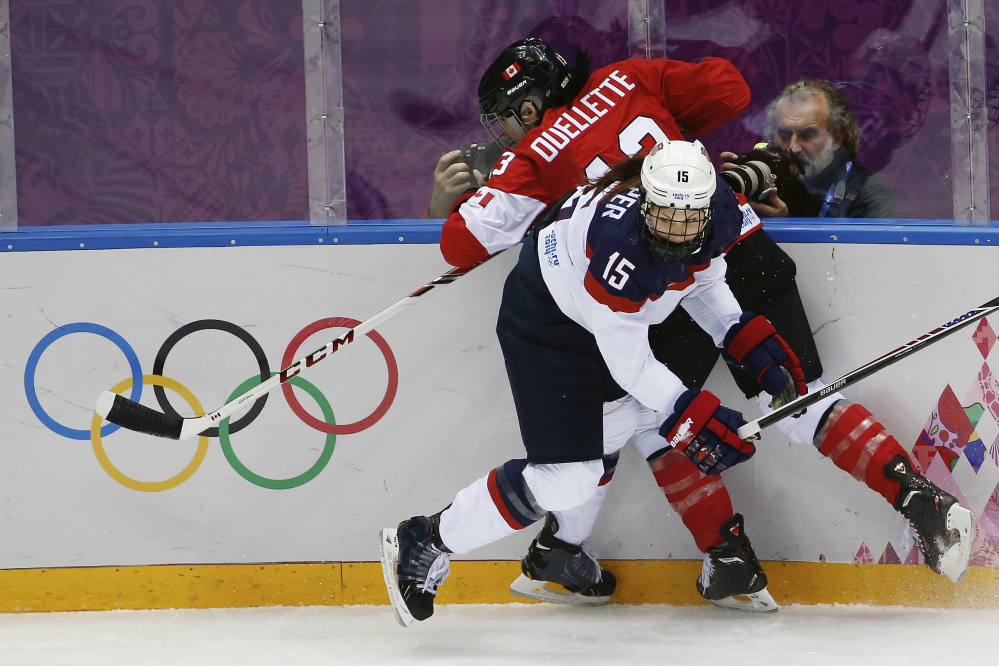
[280,331,355,382]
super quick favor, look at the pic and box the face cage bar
[640,200,712,263]
[481,110,527,146]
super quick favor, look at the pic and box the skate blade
[939,504,974,584]
[708,587,779,613]
[378,528,416,627]
[509,574,610,606]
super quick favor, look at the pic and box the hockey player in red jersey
[439,43,750,268]
[429,38,973,611]
[380,140,804,626]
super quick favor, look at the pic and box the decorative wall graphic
[856,317,999,569]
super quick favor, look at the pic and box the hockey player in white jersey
[434,37,786,612]
[380,140,807,626]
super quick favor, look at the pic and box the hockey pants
[438,396,642,554]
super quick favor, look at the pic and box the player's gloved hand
[723,312,806,410]
[659,389,756,476]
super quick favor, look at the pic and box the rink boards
[2,235,999,610]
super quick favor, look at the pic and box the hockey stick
[95,252,504,440]
[737,295,999,440]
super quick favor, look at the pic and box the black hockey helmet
[478,38,572,145]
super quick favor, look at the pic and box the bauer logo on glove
[667,417,695,447]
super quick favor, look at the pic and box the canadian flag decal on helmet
[503,63,521,80]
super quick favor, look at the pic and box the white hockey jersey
[535,179,760,413]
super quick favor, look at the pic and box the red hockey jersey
[440,57,751,268]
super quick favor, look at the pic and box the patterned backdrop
[7,1,999,224]
[9,0,308,226]
[342,0,987,221]
[339,0,631,220]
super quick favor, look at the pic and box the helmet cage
[480,109,524,147]
[638,197,714,263]
[637,138,717,263]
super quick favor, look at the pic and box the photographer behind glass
[721,78,897,219]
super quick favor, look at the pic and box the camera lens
[721,160,775,201]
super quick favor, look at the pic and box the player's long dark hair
[585,155,644,196]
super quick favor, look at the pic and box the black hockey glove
[659,389,756,476]
[723,312,807,410]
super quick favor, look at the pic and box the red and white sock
[648,447,734,552]
[814,401,914,506]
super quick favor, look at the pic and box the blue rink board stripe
[1,219,997,252]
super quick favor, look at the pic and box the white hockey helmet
[639,139,717,262]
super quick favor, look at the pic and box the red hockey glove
[723,312,807,409]
[659,389,756,476]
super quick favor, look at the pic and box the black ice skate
[509,513,616,606]
[883,454,973,583]
[378,514,451,627]
[697,513,778,613]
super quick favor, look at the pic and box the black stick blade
[102,393,184,440]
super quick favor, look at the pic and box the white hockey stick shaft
[737,296,999,440]
[95,252,503,440]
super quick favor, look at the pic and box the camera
[721,143,815,212]
[720,142,799,202]
[459,141,491,169]
[721,159,777,202]
[457,140,506,190]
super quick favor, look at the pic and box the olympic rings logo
[24,319,398,492]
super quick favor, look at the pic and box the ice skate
[509,513,616,606]
[697,513,778,613]
[379,514,451,627]
[884,455,974,583]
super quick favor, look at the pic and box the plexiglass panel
[663,0,954,220]
[0,0,15,230]
[339,0,631,220]
[8,1,309,226]
[1,1,994,226]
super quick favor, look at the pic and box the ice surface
[0,603,996,665]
